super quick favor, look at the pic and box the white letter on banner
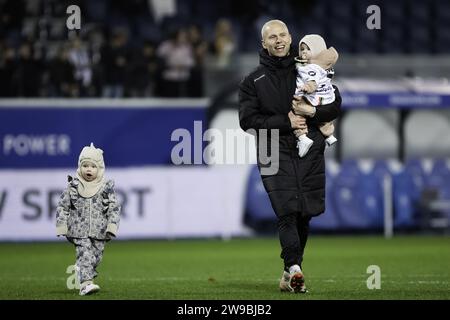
[3,135,14,155]
[171,128,192,165]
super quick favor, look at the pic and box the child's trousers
[70,238,106,283]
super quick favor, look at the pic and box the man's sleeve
[311,85,342,122]
[238,76,292,134]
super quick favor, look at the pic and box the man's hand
[293,128,308,138]
[292,96,316,117]
[288,111,307,130]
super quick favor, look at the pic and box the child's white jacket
[56,176,121,240]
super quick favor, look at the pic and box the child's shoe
[325,135,337,147]
[79,281,100,296]
[297,135,314,157]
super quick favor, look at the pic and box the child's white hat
[76,142,105,198]
[299,34,327,57]
[78,142,105,169]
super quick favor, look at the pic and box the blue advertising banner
[0,106,206,168]
[341,93,450,108]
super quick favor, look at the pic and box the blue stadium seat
[404,159,428,192]
[332,160,384,229]
[310,163,340,230]
[358,170,385,228]
[428,159,450,199]
[392,169,420,228]
[371,160,417,228]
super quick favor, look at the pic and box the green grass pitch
[0,236,449,300]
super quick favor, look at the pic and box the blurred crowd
[1,0,448,98]
[0,0,240,98]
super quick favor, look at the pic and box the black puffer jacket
[239,47,341,218]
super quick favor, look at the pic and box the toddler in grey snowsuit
[56,143,120,296]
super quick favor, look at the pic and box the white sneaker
[325,135,337,147]
[279,271,294,292]
[79,283,100,296]
[297,135,314,157]
[279,270,307,293]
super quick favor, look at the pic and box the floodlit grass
[0,236,448,300]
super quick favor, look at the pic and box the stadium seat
[404,158,428,191]
[392,170,419,228]
[310,159,341,231]
[332,159,384,229]
[428,159,450,201]
[371,160,417,228]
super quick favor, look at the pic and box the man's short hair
[261,20,289,39]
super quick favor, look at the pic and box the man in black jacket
[239,20,341,293]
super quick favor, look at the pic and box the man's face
[262,22,292,57]
[81,161,98,182]
[300,43,312,60]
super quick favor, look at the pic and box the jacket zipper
[88,198,92,237]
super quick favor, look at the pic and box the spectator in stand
[126,41,161,97]
[0,42,17,97]
[101,29,129,98]
[187,24,208,97]
[68,37,93,97]
[211,18,236,68]
[15,42,42,97]
[155,28,194,97]
[48,46,78,97]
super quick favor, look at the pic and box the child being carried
[293,34,339,157]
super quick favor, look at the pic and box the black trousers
[277,213,311,272]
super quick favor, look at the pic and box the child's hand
[302,81,317,94]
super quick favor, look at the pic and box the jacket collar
[259,45,297,71]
